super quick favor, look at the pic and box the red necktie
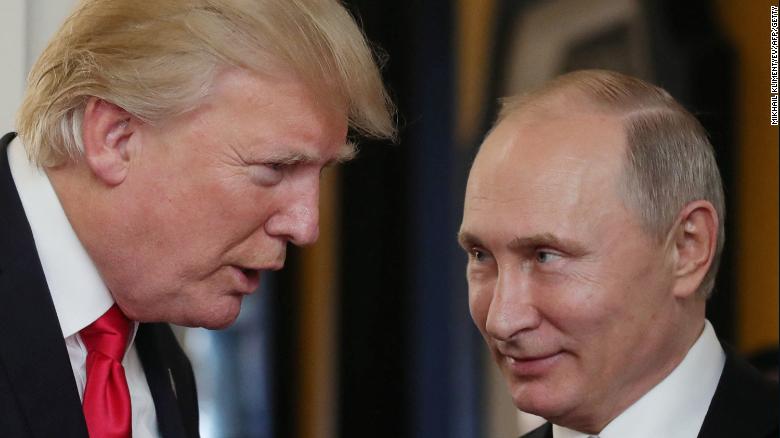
[80,304,132,438]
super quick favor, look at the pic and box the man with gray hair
[0,0,395,436]
[458,70,777,438]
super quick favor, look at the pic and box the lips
[231,266,262,293]
[499,350,564,377]
[230,258,285,292]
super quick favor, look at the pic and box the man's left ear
[669,200,719,298]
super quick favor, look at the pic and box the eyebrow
[508,233,587,256]
[264,142,357,167]
[456,230,587,256]
[457,230,482,251]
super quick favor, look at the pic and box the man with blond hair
[0,0,395,436]
[458,70,777,438]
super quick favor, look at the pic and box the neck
[46,162,114,267]
[571,305,707,434]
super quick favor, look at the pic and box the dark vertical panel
[337,140,410,437]
[271,250,302,438]
[338,2,412,436]
[337,2,483,437]
[406,1,460,438]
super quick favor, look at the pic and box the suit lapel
[0,133,88,437]
[136,323,189,438]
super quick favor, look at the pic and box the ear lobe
[81,97,135,186]
[670,201,719,298]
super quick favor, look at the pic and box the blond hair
[17,0,396,166]
[498,70,725,298]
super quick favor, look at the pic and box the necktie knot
[80,305,131,365]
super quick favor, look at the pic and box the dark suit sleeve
[0,131,90,437]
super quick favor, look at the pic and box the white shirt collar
[553,320,725,438]
[553,425,596,438]
[7,137,122,338]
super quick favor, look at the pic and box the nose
[265,180,320,246]
[484,270,541,341]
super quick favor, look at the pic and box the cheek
[560,293,636,377]
[469,285,490,328]
[535,275,620,352]
[535,272,602,318]
[179,172,264,232]
[467,281,492,328]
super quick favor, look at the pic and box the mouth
[500,350,564,377]
[231,266,262,293]
[229,257,285,294]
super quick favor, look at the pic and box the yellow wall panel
[298,168,340,438]
[717,0,779,353]
[457,0,497,145]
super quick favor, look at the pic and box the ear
[81,97,135,186]
[669,200,719,298]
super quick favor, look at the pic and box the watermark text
[771,5,778,125]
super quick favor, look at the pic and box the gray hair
[499,70,725,298]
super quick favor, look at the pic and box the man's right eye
[469,248,489,263]
[248,164,284,186]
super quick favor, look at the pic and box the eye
[469,247,491,263]
[248,163,285,186]
[535,250,561,264]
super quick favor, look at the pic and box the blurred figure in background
[0,0,394,437]
[459,69,778,438]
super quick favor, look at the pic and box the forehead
[462,110,631,238]
[201,67,349,159]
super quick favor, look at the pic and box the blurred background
[1,0,777,437]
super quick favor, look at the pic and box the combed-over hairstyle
[497,70,725,298]
[17,0,396,166]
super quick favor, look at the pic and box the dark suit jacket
[521,347,779,438]
[0,132,200,437]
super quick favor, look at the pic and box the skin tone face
[459,108,707,433]
[51,67,351,329]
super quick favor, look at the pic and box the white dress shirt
[553,320,726,438]
[8,137,160,438]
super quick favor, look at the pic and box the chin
[201,314,240,330]
[510,381,563,419]
[119,288,245,328]
[174,313,239,330]
[169,296,244,329]
[206,300,244,329]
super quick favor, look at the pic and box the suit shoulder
[698,348,779,438]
